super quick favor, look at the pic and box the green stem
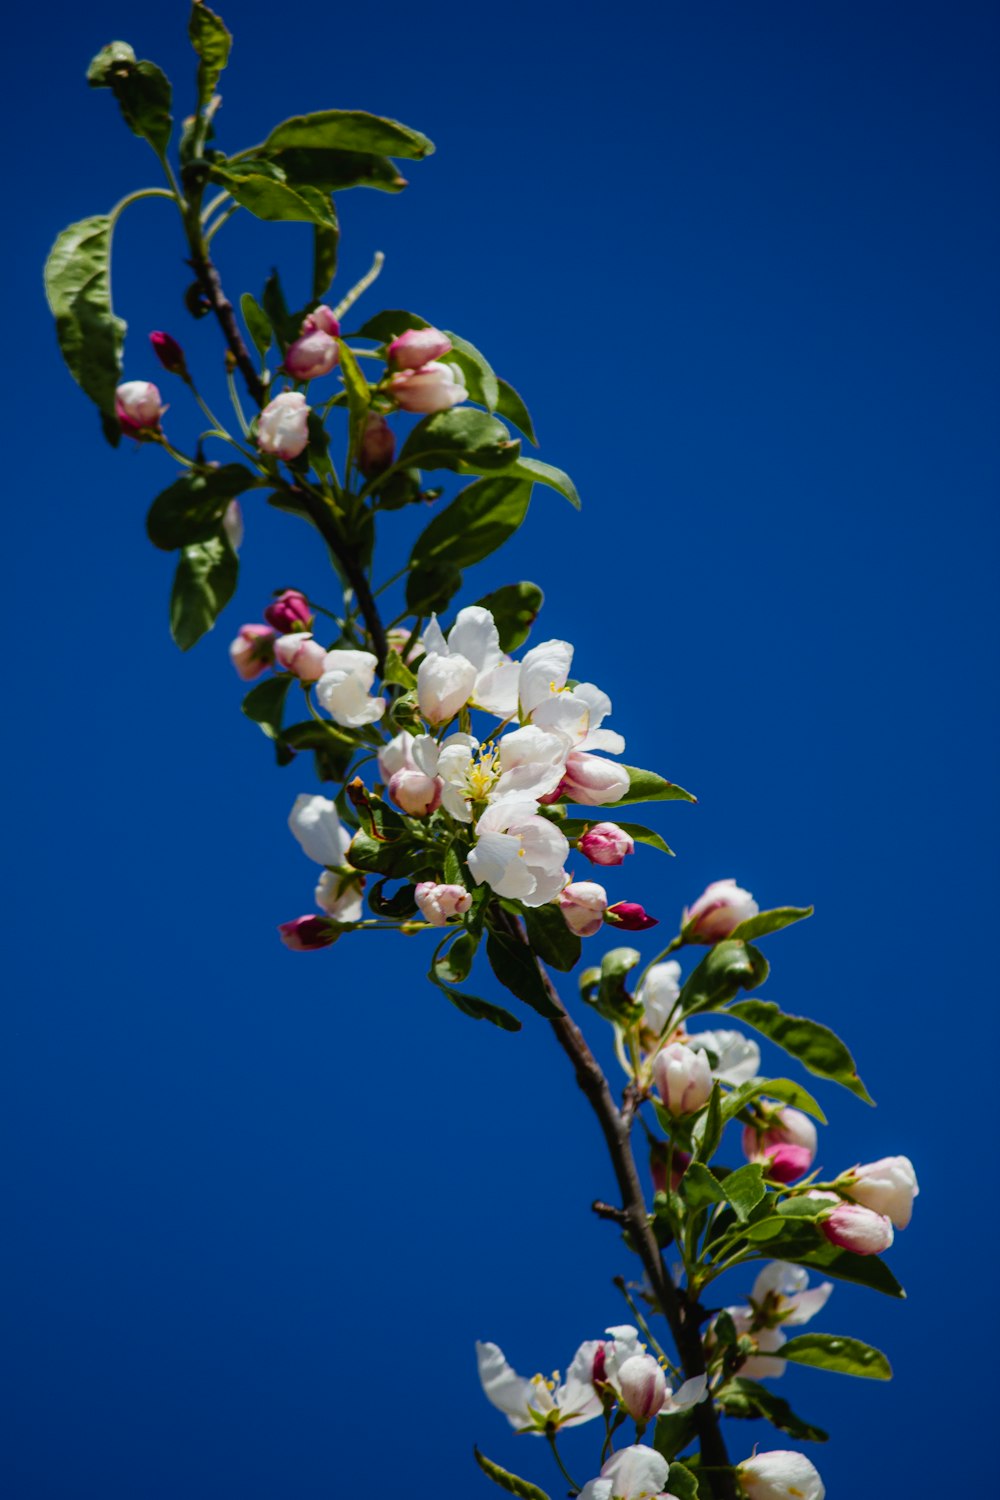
[546,1431,581,1493]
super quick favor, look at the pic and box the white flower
[653,1043,714,1115]
[721,1264,833,1380]
[579,1445,670,1500]
[437,726,569,823]
[686,1028,761,1085]
[840,1155,919,1229]
[637,960,682,1034]
[599,1326,707,1417]
[288,794,352,867]
[417,607,515,723]
[316,649,386,727]
[737,1451,825,1500]
[314,869,364,923]
[475,1338,603,1433]
[256,390,310,460]
[467,797,570,906]
[377,730,415,782]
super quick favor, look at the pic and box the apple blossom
[721,1264,833,1379]
[414,881,472,926]
[743,1106,818,1181]
[274,631,327,682]
[737,1451,825,1500]
[637,960,682,1034]
[476,1338,603,1433]
[300,304,340,337]
[607,901,658,931]
[427,726,567,819]
[616,1353,667,1424]
[389,359,466,413]
[377,730,415,782]
[838,1155,918,1229]
[277,915,338,950]
[467,798,570,906]
[579,822,635,865]
[265,589,313,632]
[288,794,354,868]
[417,607,513,722]
[358,412,396,478]
[579,1446,671,1500]
[559,881,609,937]
[686,1028,761,1085]
[389,766,442,815]
[598,1327,707,1417]
[115,379,165,434]
[257,390,311,460]
[315,869,364,923]
[229,623,275,680]
[316,649,386,727]
[653,1042,713,1114]
[285,328,340,380]
[388,325,453,368]
[816,1198,895,1255]
[682,878,758,943]
[149,330,187,377]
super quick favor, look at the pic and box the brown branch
[186,242,264,408]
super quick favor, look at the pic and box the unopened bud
[149,330,188,377]
[277,915,338,951]
[558,881,608,937]
[617,1353,667,1424]
[389,360,466,414]
[264,589,313,633]
[653,1042,713,1115]
[285,330,340,381]
[389,768,442,817]
[257,391,310,461]
[605,901,658,931]
[578,822,635,866]
[229,623,275,681]
[387,326,452,369]
[682,879,758,943]
[274,632,327,682]
[115,379,166,436]
[358,413,396,478]
[414,882,472,926]
[301,304,341,337]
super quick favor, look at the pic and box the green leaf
[44,215,126,426]
[717,1378,828,1442]
[613,821,674,856]
[438,987,521,1031]
[485,930,561,1018]
[441,331,498,410]
[432,931,479,985]
[410,476,532,573]
[586,946,644,1025]
[473,583,544,652]
[146,464,258,550]
[720,1076,827,1126]
[721,1163,767,1221]
[524,904,581,972]
[241,294,272,358]
[262,109,434,160]
[397,407,520,474]
[727,1000,874,1105]
[169,532,238,650]
[503,456,580,509]
[241,675,293,743]
[211,169,338,228]
[313,223,339,300]
[382,651,418,692]
[473,1448,550,1500]
[368,880,418,919]
[680,1161,728,1210]
[353,308,428,343]
[792,1242,906,1299]
[261,270,298,351]
[495,378,537,444]
[87,45,173,156]
[780,1333,892,1380]
[405,562,463,616]
[692,1082,724,1162]
[679,941,769,1019]
[730,906,814,942]
[337,339,371,465]
[272,147,409,194]
[614,767,697,806]
[188,2,232,110]
[656,1458,700,1499]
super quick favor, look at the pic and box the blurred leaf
[717,1378,828,1442]
[337,339,370,465]
[273,147,408,193]
[312,223,339,300]
[353,308,428,343]
[405,562,463,616]
[240,294,272,357]
[679,941,769,1019]
[44,215,126,429]
[780,1333,892,1379]
[720,1076,827,1125]
[241,675,292,742]
[727,1000,874,1105]
[485,929,561,1018]
[432,931,479,985]
[398,407,520,473]
[410,477,532,573]
[473,582,544,652]
[368,880,418,919]
[730,906,814,941]
[524,904,581,972]
[496,377,537,444]
[261,270,298,350]
[146,464,258,550]
[614,766,697,806]
[87,43,172,155]
[442,331,498,410]
[188,1,232,110]
[382,651,417,691]
[792,1242,906,1299]
[655,1457,700,1498]
[348,828,412,878]
[692,1083,723,1162]
[473,1448,549,1499]
[169,532,237,650]
[262,109,434,160]
[679,1161,727,1210]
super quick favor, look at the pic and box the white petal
[417,651,477,723]
[420,616,448,657]
[519,638,573,717]
[467,830,522,890]
[473,659,521,717]
[557,1339,605,1425]
[288,794,349,866]
[475,1341,534,1425]
[579,1483,614,1500]
[411,734,441,777]
[783,1281,834,1326]
[321,648,377,689]
[448,606,502,671]
[580,727,627,755]
[573,681,613,728]
[667,1374,708,1410]
[600,1445,669,1499]
[531,691,591,743]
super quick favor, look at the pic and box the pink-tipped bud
[606,901,658,931]
[742,1106,818,1178]
[838,1155,919,1229]
[414,882,472,926]
[653,1042,713,1115]
[650,1143,691,1195]
[257,391,310,461]
[274,631,327,682]
[264,589,313,633]
[591,1344,608,1386]
[285,330,340,381]
[388,360,466,414]
[387,326,453,369]
[578,822,635,866]
[558,881,609,937]
[388,768,442,817]
[149,331,188,377]
[558,750,631,806]
[819,1200,895,1255]
[682,878,758,943]
[358,413,397,478]
[229,623,275,681]
[301,305,341,337]
[617,1353,667,1424]
[115,380,166,436]
[278,915,338,951]
[765,1143,815,1184]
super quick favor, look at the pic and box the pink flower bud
[257,391,310,460]
[839,1155,919,1229]
[819,1200,894,1255]
[301,305,340,337]
[285,330,340,381]
[388,360,466,414]
[558,750,631,806]
[115,380,166,435]
[264,589,313,633]
[591,1344,608,1385]
[742,1106,817,1178]
[274,631,327,682]
[651,1144,691,1195]
[278,915,338,951]
[617,1353,667,1423]
[358,413,396,478]
[414,882,473,926]
[578,822,635,866]
[228,623,275,680]
[606,901,659,931]
[765,1143,815,1184]
[149,331,188,377]
[378,731,416,782]
[653,1042,714,1115]
[558,881,609,937]
[682,879,758,943]
[388,768,442,817]
[387,326,453,369]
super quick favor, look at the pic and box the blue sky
[3,1,998,1494]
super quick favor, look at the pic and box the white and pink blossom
[316,649,386,728]
[814,1196,895,1255]
[579,1445,671,1500]
[257,390,310,460]
[115,379,165,434]
[387,325,453,368]
[559,881,609,937]
[288,794,354,868]
[414,881,473,926]
[838,1155,918,1229]
[653,1042,713,1115]
[682,879,758,943]
[228,623,274,680]
[389,359,466,413]
[476,1338,603,1434]
[737,1451,825,1500]
[284,329,339,380]
[274,631,327,682]
[743,1106,818,1183]
[467,797,569,906]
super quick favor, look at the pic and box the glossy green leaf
[262,109,434,160]
[398,407,520,473]
[241,675,292,743]
[473,1448,549,1499]
[473,582,544,652]
[680,1161,728,1210]
[780,1333,892,1379]
[614,766,697,806]
[410,477,532,573]
[721,1163,767,1221]
[188,1,232,110]
[382,651,417,692]
[211,169,338,228]
[679,941,769,1019]
[170,533,238,650]
[485,929,561,1018]
[730,906,814,941]
[793,1242,906,1299]
[502,456,580,509]
[496,378,538,444]
[261,270,298,350]
[432,931,479,985]
[727,1000,874,1105]
[438,987,521,1031]
[368,880,418,919]
[44,216,126,427]
[717,1377,828,1442]
[272,147,409,194]
[147,464,258,550]
[87,44,172,155]
[442,331,498,410]
[524,903,581,973]
[614,821,674,855]
[720,1077,827,1126]
[241,294,272,358]
[656,1458,700,1498]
